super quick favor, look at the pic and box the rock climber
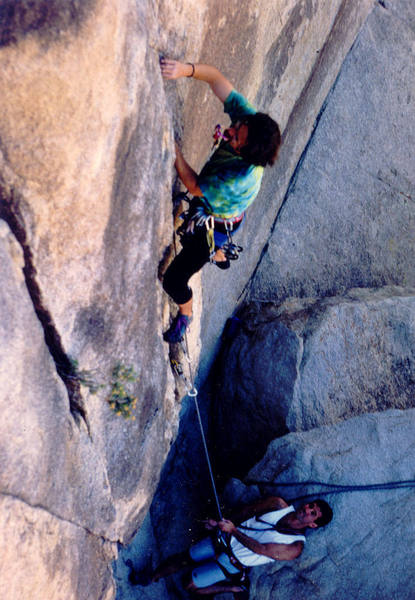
[160,58,281,343]
[141,495,333,596]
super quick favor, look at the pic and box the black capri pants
[163,227,210,305]
[162,218,242,305]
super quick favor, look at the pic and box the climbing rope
[166,189,414,522]
[173,332,223,521]
[167,201,223,521]
[244,478,415,502]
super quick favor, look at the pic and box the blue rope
[245,478,415,502]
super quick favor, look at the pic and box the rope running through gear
[167,202,223,521]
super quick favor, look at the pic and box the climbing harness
[176,197,243,263]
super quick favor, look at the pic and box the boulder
[223,408,415,600]
[212,288,415,478]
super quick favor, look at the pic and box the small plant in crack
[107,363,139,420]
[69,358,105,394]
[69,359,139,420]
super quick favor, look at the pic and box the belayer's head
[295,499,333,529]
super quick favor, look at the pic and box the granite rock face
[0,221,118,598]
[0,2,177,598]
[0,0,178,545]
[249,0,415,305]
[197,0,374,377]
[224,409,415,600]
[212,287,415,478]
[2,0,413,599]
[0,496,115,600]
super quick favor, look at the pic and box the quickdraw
[205,215,216,260]
[221,220,243,261]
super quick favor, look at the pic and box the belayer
[141,495,333,596]
[160,58,281,343]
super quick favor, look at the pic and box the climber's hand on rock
[160,58,189,79]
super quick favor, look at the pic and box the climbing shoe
[213,258,230,270]
[163,313,192,343]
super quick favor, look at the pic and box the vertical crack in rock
[0,0,97,48]
[241,75,337,304]
[0,186,89,431]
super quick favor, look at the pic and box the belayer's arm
[160,58,234,103]
[218,519,303,561]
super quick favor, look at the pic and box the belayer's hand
[160,58,189,79]
[217,519,237,534]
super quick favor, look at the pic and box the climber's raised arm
[160,58,234,103]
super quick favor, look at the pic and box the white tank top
[230,505,305,567]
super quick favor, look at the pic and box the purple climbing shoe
[163,313,192,343]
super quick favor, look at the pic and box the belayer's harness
[212,530,250,585]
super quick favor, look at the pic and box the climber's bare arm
[174,143,202,196]
[160,58,234,103]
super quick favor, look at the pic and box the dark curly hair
[314,499,333,528]
[240,112,281,167]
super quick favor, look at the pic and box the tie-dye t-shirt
[197,90,264,219]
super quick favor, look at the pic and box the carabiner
[205,215,215,231]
